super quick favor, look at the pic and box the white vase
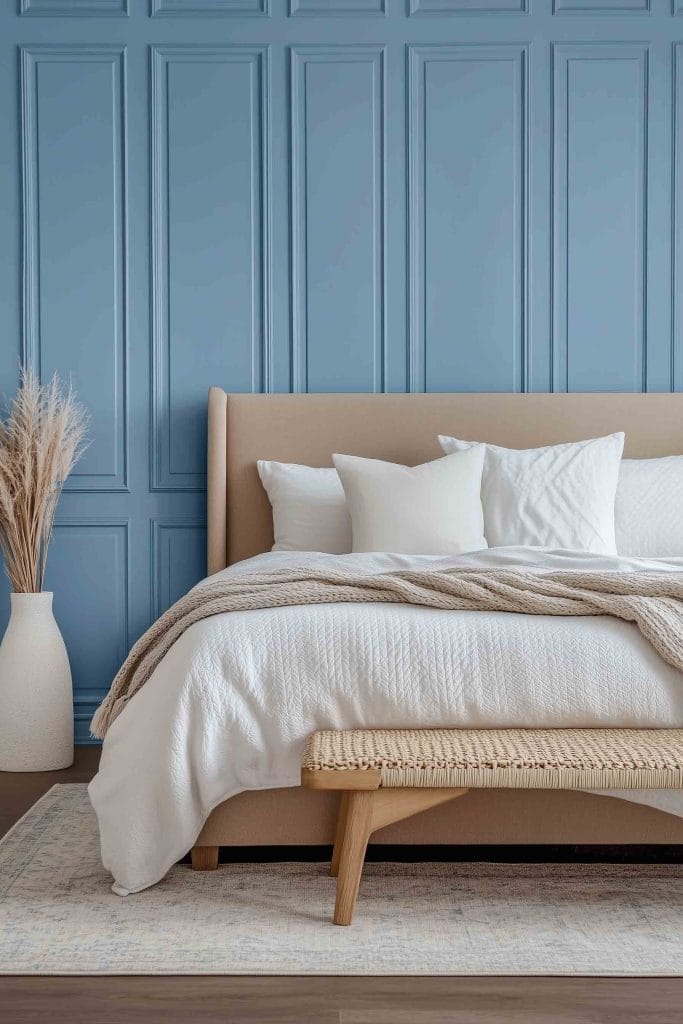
[0,592,73,771]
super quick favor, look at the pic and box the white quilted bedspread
[89,547,683,895]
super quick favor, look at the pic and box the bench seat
[300,728,683,924]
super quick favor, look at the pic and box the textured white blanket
[91,558,683,739]
[89,548,683,896]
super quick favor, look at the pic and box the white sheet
[88,547,683,895]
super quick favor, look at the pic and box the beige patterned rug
[1,784,682,976]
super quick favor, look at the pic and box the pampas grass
[0,370,87,593]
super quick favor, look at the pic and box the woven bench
[301,727,683,925]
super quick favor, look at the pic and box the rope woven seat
[301,727,683,925]
[302,727,683,791]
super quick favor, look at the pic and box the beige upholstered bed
[195,389,683,849]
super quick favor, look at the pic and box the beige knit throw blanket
[91,566,683,738]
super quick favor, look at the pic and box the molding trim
[289,0,385,14]
[407,44,529,393]
[150,45,270,491]
[410,0,527,14]
[73,690,107,742]
[553,0,649,11]
[53,515,130,741]
[20,45,129,492]
[551,43,648,392]
[21,0,128,14]
[290,45,386,393]
[150,517,206,620]
[52,515,130,648]
[151,0,268,14]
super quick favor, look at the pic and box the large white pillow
[333,449,487,556]
[257,461,351,554]
[438,432,624,555]
[616,456,683,558]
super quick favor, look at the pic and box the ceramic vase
[0,592,73,771]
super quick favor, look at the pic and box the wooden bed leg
[191,845,219,871]
[330,792,350,877]
[334,791,373,926]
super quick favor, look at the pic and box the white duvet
[89,547,683,896]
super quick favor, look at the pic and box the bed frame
[194,390,683,852]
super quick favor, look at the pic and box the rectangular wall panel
[21,0,128,14]
[408,46,527,393]
[151,520,207,618]
[291,46,384,392]
[554,0,648,10]
[46,519,129,743]
[152,0,268,15]
[290,0,385,13]
[151,47,269,490]
[410,0,526,13]
[21,46,127,491]
[552,45,647,392]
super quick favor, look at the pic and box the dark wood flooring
[0,745,100,842]
[1,748,682,1024]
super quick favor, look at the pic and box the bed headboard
[207,389,683,573]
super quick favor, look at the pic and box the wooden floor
[0,745,100,841]
[1,749,682,1024]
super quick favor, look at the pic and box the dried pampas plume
[0,370,87,593]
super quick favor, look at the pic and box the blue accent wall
[0,0,682,741]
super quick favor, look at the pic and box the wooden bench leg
[333,791,373,926]
[330,792,350,878]
[191,845,219,871]
[330,787,468,925]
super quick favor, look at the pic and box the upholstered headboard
[207,389,683,573]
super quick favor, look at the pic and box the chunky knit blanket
[91,566,683,738]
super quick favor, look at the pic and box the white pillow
[438,432,624,555]
[616,456,683,558]
[257,461,351,554]
[333,449,487,556]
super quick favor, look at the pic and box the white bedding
[89,547,683,896]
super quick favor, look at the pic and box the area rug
[1,784,682,975]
